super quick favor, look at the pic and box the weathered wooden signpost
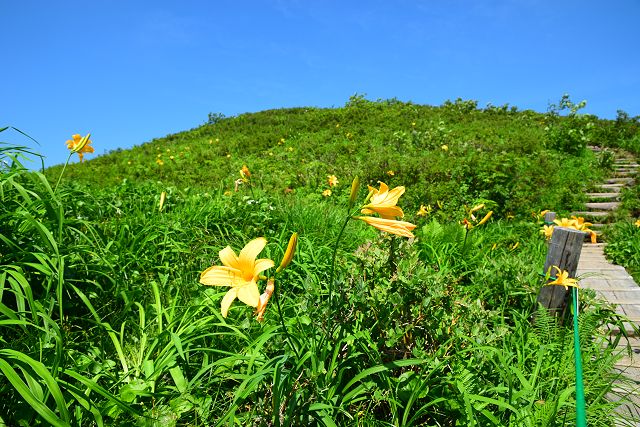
[536,212,588,318]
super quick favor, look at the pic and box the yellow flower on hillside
[635,219,640,227]
[547,266,579,290]
[554,218,578,228]
[361,181,405,219]
[327,175,338,187]
[356,216,416,238]
[462,204,493,230]
[540,225,554,240]
[199,237,274,318]
[441,145,448,151]
[156,158,164,166]
[571,216,592,231]
[240,165,251,179]
[417,204,430,217]
[386,170,395,176]
[322,189,332,197]
[65,133,94,162]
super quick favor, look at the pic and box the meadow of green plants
[2,97,640,426]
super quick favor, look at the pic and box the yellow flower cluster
[541,216,597,243]
[461,204,493,230]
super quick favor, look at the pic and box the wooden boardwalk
[575,148,640,425]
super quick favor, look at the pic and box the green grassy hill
[3,96,640,426]
[48,96,630,217]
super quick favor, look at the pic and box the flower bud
[476,210,493,226]
[276,232,298,273]
[348,176,360,210]
[72,133,91,153]
[159,191,166,212]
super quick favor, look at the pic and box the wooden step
[606,177,635,184]
[585,201,620,211]
[585,192,620,200]
[596,183,625,190]
[571,211,610,218]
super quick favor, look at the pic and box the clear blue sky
[2,0,639,167]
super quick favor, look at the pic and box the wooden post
[536,224,587,318]
[543,211,556,224]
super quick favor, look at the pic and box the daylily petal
[254,258,275,275]
[361,205,404,219]
[200,265,237,286]
[219,246,240,269]
[377,181,389,194]
[220,288,238,317]
[236,281,260,307]
[357,216,416,238]
[239,237,267,268]
[384,186,405,205]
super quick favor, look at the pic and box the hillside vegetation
[2,96,640,426]
[47,95,638,218]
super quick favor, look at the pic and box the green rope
[572,286,587,426]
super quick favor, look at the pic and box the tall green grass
[2,108,639,426]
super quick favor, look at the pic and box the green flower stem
[388,235,397,274]
[461,228,470,257]
[273,277,300,359]
[328,214,351,305]
[53,153,73,193]
[572,287,587,427]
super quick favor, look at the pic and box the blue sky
[2,0,639,167]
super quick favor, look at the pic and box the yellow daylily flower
[356,216,416,238]
[361,181,405,219]
[327,175,339,187]
[240,165,251,179]
[386,170,395,176]
[571,216,592,231]
[462,205,492,229]
[199,237,274,317]
[322,189,332,197]
[635,219,640,227]
[65,133,94,162]
[547,266,579,290]
[417,204,430,217]
[553,218,578,228]
[540,225,554,240]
